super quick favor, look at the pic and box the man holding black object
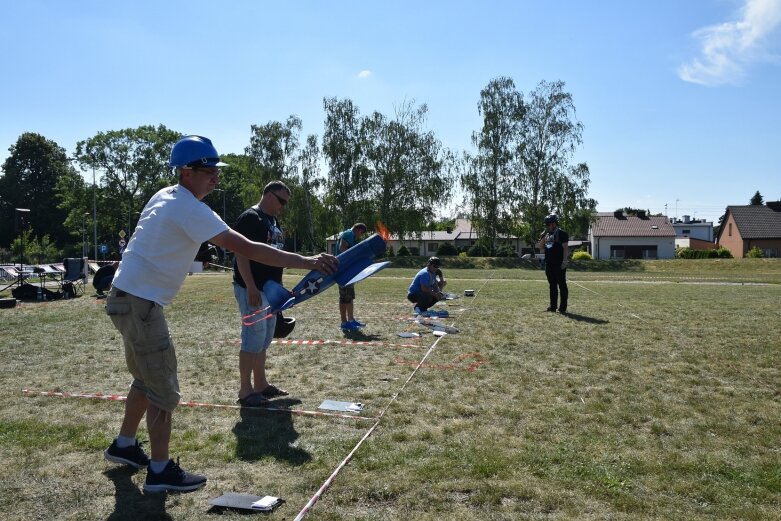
[231,181,295,407]
[538,214,569,314]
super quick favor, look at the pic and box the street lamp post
[81,212,89,257]
[92,162,98,262]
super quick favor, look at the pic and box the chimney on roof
[613,210,624,219]
[683,215,690,224]
[637,210,647,219]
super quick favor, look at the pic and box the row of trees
[0,77,596,260]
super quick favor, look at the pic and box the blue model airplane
[259,233,390,317]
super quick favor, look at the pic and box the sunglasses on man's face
[190,167,221,177]
[271,191,289,206]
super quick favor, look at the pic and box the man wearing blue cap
[103,136,338,493]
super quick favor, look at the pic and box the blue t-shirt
[339,229,357,251]
[408,267,435,295]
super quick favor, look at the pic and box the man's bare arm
[210,229,337,274]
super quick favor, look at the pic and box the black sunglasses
[271,191,289,206]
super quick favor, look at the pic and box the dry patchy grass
[0,261,779,520]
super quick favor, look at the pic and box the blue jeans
[233,283,276,353]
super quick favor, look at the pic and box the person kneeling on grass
[407,256,444,314]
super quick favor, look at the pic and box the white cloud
[357,69,372,79]
[678,0,781,86]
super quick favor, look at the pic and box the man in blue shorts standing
[232,181,295,406]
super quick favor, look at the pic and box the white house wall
[672,223,713,241]
[593,237,676,260]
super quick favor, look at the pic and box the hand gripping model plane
[260,233,390,317]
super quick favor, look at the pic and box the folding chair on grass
[0,266,30,292]
[60,258,87,297]
[34,264,63,287]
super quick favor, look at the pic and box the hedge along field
[0,261,779,520]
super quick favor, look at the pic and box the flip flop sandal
[260,385,289,398]
[236,392,269,407]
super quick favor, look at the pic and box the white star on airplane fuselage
[304,279,320,294]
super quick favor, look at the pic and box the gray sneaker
[143,458,207,493]
[104,439,150,469]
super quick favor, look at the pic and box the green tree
[246,116,302,184]
[10,229,61,264]
[464,78,596,248]
[246,116,325,251]
[514,80,596,243]
[0,133,76,248]
[293,134,325,251]
[74,125,181,240]
[462,77,524,254]
[54,167,93,256]
[363,100,455,244]
[217,152,257,221]
[750,190,763,205]
[322,97,370,227]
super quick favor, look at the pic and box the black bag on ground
[11,283,61,301]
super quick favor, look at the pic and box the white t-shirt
[113,184,229,306]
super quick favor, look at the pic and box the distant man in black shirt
[537,214,569,314]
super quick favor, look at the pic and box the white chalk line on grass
[293,277,492,520]
[569,279,643,321]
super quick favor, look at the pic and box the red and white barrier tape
[21,389,376,421]
[272,339,422,348]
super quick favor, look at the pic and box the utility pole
[92,160,98,262]
[82,212,89,257]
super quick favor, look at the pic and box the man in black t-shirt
[232,181,292,406]
[537,214,569,314]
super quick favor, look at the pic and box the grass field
[1,259,780,520]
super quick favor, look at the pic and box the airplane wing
[337,260,391,287]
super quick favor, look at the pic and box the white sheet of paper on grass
[251,496,282,511]
[319,400,364,412]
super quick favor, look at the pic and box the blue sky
[2,0,780,223]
